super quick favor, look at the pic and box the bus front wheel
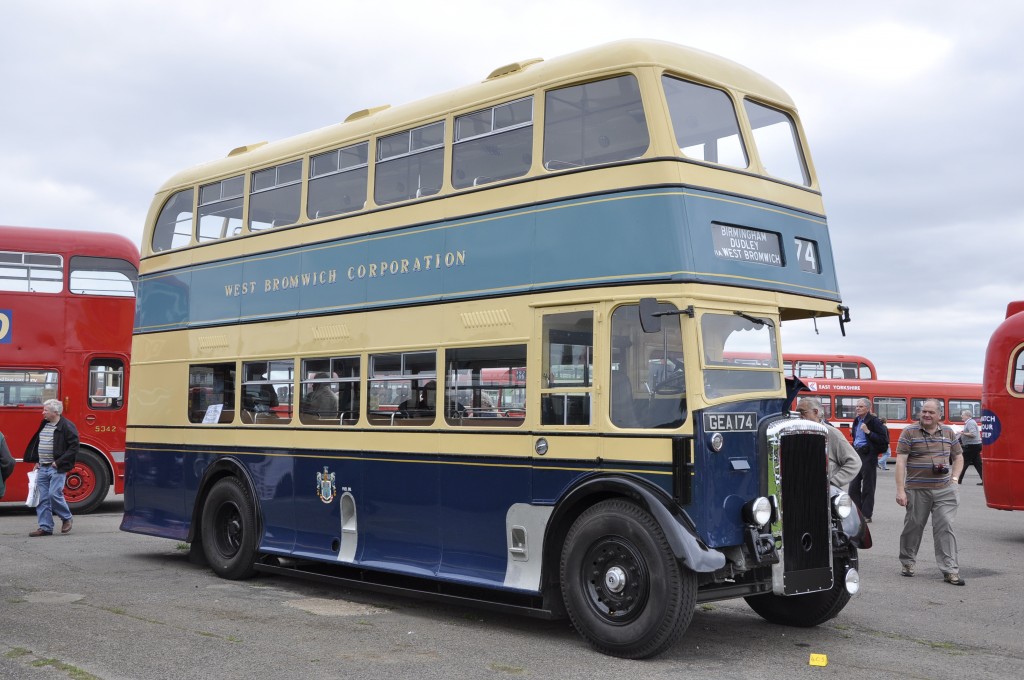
[64,449,110,514]
[560,499,696,659]
[744,551,857,627]
[200,477,258,580]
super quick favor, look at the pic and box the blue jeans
[35,465,72,532]
[878,448,891,470]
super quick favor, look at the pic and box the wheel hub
[581,537,650,624]
[604,566,627,593]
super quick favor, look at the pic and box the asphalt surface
[2,469,1022,680]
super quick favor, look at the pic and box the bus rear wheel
[560,499,696,659]
[200,477,258,580]
[64,449,110,514]
[744,550,857,627]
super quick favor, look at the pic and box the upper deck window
[743,100,810,186]
[151,189,194,253]
[453,97,533,189]
[308,142,369,219]
[249,160,302,232]
[374,122,445,205]
[69,256,138,297]
[543,75,649,171]
[198,175,244,242]
[663,76,747,169]
[1013,347,1024,394]
[0,251,63,293]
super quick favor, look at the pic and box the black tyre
[200,477,258,580]
[744,550,857,627]
[64,448,111,514]
[560,499,696,659]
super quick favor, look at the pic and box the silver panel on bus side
[503,503,554,591]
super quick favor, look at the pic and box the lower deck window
[444,345,526,427]
[188,363,235,424]
[300,356,360,425]
[241,360,294,424]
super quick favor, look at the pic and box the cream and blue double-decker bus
[122,39,868,658]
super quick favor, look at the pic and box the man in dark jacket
[848,398,889,522]
[24,398,78,536]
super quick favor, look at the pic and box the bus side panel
[121,446,188,540]
[345,455,441,576]
[438,459,532,585]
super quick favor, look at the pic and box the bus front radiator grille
[778,431,832,576]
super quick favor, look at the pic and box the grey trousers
[900,484,960,573]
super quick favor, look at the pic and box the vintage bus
[981,301,1024,510]
[784,353,877,380]
[797,377,981,451]
[1,225,138,513]
[121,40,865,658]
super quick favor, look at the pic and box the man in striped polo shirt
[895,399,965,585]
[25,399,78,537]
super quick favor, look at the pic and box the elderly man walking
[24,398,79,537]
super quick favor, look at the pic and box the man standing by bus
[895,399,965,585]
[797,397,861,489]
[25,399,78,537]
[849,398,888,523]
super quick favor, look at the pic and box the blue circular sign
[980,409,1001,445]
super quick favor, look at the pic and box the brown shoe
[61,519,73,534]
[29,528,53,537]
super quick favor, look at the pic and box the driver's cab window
[699,311,780,399]
[610,302,686,429]
[541,311,592,425]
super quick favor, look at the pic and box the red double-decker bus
[1,225,138,513]
[981,301,1024,510]
[795,377,981,451]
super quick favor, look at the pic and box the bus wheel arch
[64,446,111,514]
[193,462,261,580]
[559,497,697,658]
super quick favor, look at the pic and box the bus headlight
[845,567,860,595]
[743,496,772,528]
[831,492,853,519]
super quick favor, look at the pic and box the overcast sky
[2,1,1021,383]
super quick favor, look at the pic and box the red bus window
[0,369,58,406]
[873,397,906,421]
[88,359,124,409]
[1013,347,1024,394]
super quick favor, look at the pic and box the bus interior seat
[611,370,641,428]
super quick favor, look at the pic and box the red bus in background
[784,353,877,380]
[796,377,981,452]
[0,225,138,512]
[981,301,1024,510]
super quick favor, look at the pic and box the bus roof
[0,225,139,264]
[156,39,797,194]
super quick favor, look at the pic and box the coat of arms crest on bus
[316,466,336,503]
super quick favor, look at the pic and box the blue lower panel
[122,443,674,591]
